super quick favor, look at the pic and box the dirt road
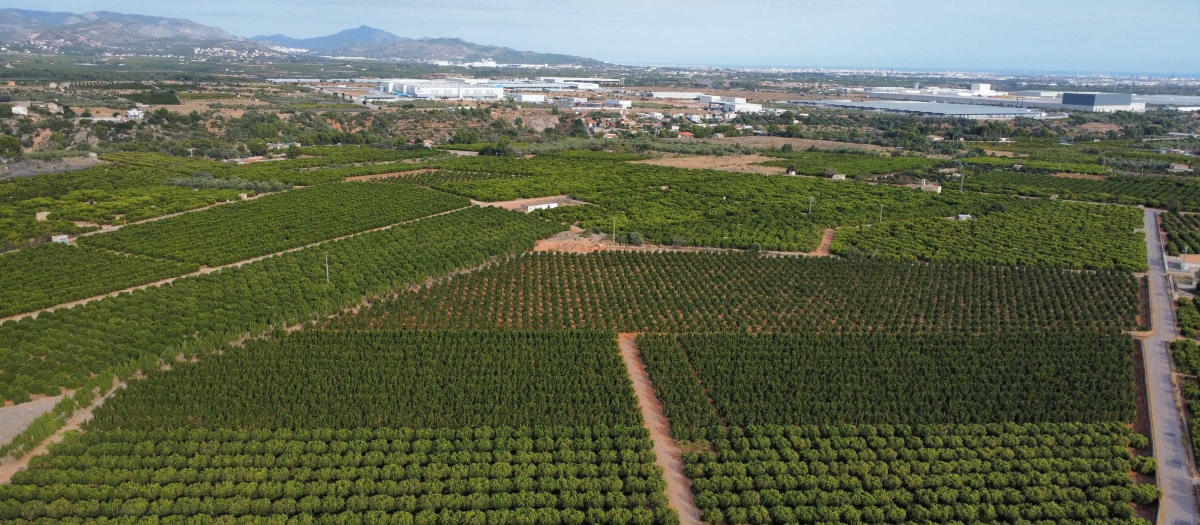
[1138,208,1200,525]
[617,333,703,525]
[814,228,836,256]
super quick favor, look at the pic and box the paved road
[1139,208,1199,525]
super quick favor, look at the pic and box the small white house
[10,106,27,116]
[604,99,632,109]
[831,174,847,181]
[522,202,558,213]
[126,108,144,120]
[51,235,69,244]
[956,214,974,221]
[906,179,942,194]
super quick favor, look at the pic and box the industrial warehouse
[863,83,1149,112]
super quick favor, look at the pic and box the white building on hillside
[513,93,545,103]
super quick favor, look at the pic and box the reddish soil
[632,154,785,175]
[814,228,836,256]
[617,334,703,525]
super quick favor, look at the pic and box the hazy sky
[10,0,1200,74]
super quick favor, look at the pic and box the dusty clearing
[533,229,833,258]
[633,154,785,174]
[617,334,703,525]
[983,149,1018,158]
[0,395,64,447]
[1078,122,1120,133]
[1053,172,1107,181]
[710,136,892,153]
[345,168,439,182]
[472,195,587,211]
[0,378,121,481]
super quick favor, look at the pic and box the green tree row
[830,201,1147,271]
[0,207,564,403]
[333,252,1140,335]
[0,243,198,318]
[81,183,468,266]
[1,426,677,525]
[89,330,641,430]
[683,423,1157,525]
[639,332,1136,436]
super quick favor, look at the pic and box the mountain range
[0,9,598,65]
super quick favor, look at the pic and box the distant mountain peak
[252,25,407,51]
[0,9,600,66]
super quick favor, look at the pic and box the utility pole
[612,217,617,244]
[960,174,964,193]
[808,196,814,215]
[879,204,883,223]
[325,252,330,284]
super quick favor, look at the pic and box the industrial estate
[0,5,1199,525]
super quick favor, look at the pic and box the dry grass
[710,136,892,153]
[632,154,785,174]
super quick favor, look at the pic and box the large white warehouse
[379,78,504,100]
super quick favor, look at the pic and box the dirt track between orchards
[617,334,703,525]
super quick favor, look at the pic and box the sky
[10,0,1200,75]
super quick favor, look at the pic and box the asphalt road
[1140,208,1199,525]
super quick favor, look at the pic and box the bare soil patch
[0,377,121,480]
[814,228,836,256]
[710,136,891,153]
[472,195,587,211]
[1079,122,1120,133]
[345,168,439,182]
[1053,172,1107,181]
[633,154,785,175]
[0,395,64,447]
[983,149,1018,158]
[0,156,105,181]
